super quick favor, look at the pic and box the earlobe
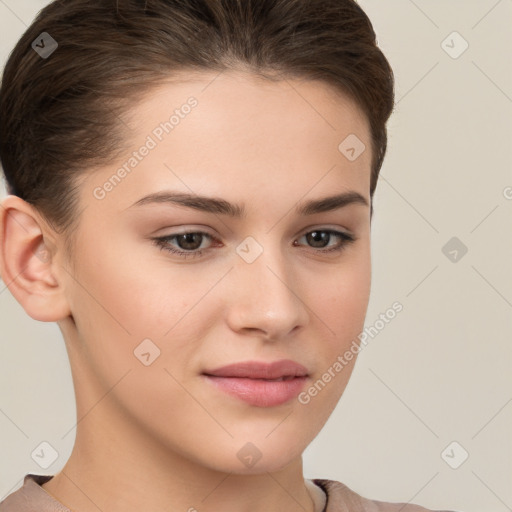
[0,195,72,322]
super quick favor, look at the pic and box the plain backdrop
[0,1,511,511]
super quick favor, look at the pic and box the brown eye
[152,231,216,259]
[295,229,356,253]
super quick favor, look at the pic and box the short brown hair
[0,0,394,253]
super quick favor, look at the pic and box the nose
[225,242,310,341]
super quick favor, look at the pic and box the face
[53,70,372,474]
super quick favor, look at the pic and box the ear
[0,195,72,322]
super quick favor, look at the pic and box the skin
[0,70,372,512]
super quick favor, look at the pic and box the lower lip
[203,375,308,407]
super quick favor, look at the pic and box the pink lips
[202,360,309,407]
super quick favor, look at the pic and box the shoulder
[314,478,461,512]
[0,474,70,512]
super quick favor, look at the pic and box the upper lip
[203,359,308,379]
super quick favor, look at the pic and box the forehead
[82,69,372,214]
[135,69,369,136]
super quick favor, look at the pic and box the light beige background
[0,1,511,511]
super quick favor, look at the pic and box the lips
[203,359,309,380]
[202,360,309,407]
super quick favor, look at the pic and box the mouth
[202,359,309,379]
[202,359,309,407]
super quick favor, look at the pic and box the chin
[200,433,308,475]
[216,452,302,476]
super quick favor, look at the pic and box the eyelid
[153,224,354,243]
[151,225,357,260]
[298,223,354,237]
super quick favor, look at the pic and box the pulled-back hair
[0,0,394,247]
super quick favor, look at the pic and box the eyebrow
[128,190,369,217]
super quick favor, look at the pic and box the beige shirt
[0,474,459,512]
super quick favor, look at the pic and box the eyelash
[151,229,356,259]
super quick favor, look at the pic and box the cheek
[316,249,371,341]
[297,251,370,416]
[66,245,215,388]
[299,265,370,422]
[72,243,196,333]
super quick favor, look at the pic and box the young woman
[0,0,458,511]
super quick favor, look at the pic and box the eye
[152,231,216,259]
[151,228,356,259]
[294,229,356,254]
